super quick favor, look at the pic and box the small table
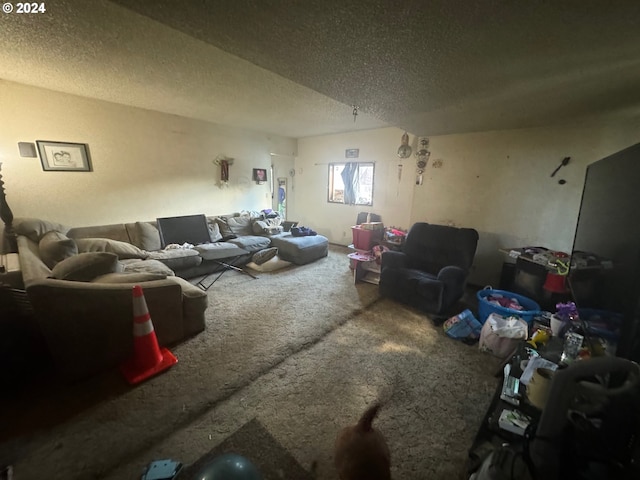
[347,252,381,285]
[0,253,23,289]
[194,244,257,290]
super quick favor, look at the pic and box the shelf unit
[347,252,381,285]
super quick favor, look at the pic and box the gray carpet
[0,245,501,479]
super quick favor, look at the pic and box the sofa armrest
[16,235,52,287]
[26,278,184,382]
[437,265,467,310]
[437,265,466,285]
[381,250,409,270]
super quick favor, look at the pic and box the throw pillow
[76,238,149,259]
[215,217,234,238]
[135,221,162,251]
[251,247,278,265]
[14,217,69,242]
[50,252,120,281]
[226,214,254,236]
[91,272,167,283]
[39,231,78,268]
[120,259,175,276]
[208,220,223,242]
[252,219,284,236]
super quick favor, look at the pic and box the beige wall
[411,124,640,285]
[294,128,416,242]
[0,80,296,229]
[3,79,639,287]
[295,121,640,286]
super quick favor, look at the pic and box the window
[328,162,375,206]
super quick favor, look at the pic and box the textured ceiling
[2,1,640,138]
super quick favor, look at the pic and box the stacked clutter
[476,288,541,326]
[485,292,526,311]
[291,226,317,237]
[351,222,384,251]
[383,226,407,246]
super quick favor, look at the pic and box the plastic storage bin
[351,226,383,251]
[476,288,541,325]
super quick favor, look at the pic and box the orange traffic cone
[120,285,177,385]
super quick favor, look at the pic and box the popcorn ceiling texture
[2,0,639,138]
[0,0,387,138]
[2,245,501,479]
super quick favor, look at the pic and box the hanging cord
[352,105,359,123]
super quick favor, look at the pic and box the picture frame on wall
[36,140,92,172]
[253,168,267,183]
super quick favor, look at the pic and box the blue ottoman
[270,233,328,265]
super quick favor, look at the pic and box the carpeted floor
[0,245,502,479]
[176,418,314,480]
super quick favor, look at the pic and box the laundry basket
[476,288,541,325]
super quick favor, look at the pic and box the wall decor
[36,140,92,172]
[415,137,430,185]
[397,132,412,158]
[345,148,359,158]
[253,168,267,184]
[212,155,234,188]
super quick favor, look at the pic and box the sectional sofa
[13,213,328,382]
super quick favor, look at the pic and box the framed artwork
[345,148,359,158]
[36,141,92,172]
[253,168,267,183]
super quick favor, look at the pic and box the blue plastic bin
[476,288,541,325]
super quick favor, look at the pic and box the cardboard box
[361,222,384,230]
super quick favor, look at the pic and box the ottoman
[270,233,329,265]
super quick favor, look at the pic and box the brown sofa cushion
[120,259,175,276]
[39,231,78,268]
[14,217,69,242]
[147,248,202,270]
[135,221,162,251]
[51,252,120,281]
[91,272,167,283]
[76,238,149,259]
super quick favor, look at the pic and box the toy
[141,459,182,480]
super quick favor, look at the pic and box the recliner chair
[379,222,479,315]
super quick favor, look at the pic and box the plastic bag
[479,313,529,358]
[443,309,483,343]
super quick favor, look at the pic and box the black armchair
[379,222,479,315]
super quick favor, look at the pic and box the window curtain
[341,162,359,205]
